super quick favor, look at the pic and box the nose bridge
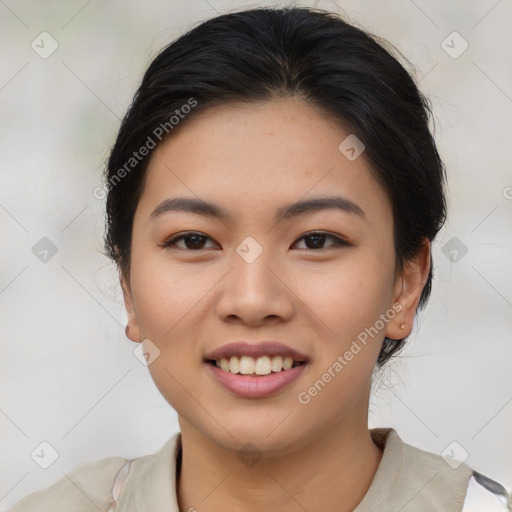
[215,237,293,323]
[231,237,279,295]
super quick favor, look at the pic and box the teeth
[255,356,272,375]
[214,355,299,375]
[239,356,255,374]
[228,355,240,374]
[283,356,293,370]
[271,355,283,372]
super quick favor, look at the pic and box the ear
[120,270,143,343]
[385,238,431,341]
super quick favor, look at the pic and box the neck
[176,415,383,512]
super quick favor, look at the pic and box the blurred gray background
[1,0,511,508]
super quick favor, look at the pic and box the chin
[202,419,310,458]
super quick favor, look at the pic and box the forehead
[136,98,392,227]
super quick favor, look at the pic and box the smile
[205,359,308,398]
[207,355,305,376]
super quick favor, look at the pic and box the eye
[292,231,349,250]
[161,232,219,250]
[160,231,349,251]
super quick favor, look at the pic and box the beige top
[8,428,507,511]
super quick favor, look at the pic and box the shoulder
[401,442,511,510]
[8,455,129,512]
[398,438,511,510]
[369,429,511,511]
[7,433,182,512]
[389,430,473,510]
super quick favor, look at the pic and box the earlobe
[120,270,143,343]
[385,239,431,341]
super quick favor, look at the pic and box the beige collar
[116,428,472,512]
[355,428,472,511]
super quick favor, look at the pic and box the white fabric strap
[462,472,512,511]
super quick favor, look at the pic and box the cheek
[295,256,395,418]
[130,248,212,339]
[130,258,212,412]
[300,250,396,341]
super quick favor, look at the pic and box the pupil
[307,235,324,249]
[187,235,205,249]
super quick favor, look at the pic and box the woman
[9,6,510,512]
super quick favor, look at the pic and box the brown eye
[162,232,218,250]
[293,232,349,250]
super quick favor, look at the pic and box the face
[121,97,426,454]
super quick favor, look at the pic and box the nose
[215,244,295,327]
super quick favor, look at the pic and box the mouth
[205,355,307,377]
[204,340,310,377]
[203,341,310,397]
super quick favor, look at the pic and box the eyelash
[160,231,350,251]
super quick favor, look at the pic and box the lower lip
[206,362,308,398]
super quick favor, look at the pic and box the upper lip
[205,341,310,362]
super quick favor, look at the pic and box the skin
[121,97,430,512]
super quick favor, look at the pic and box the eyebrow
[149,196,366,223]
